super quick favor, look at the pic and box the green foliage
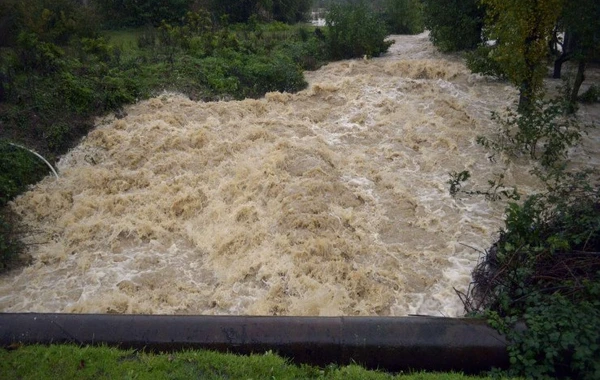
[477,99,584,167]
[471,169,600,379]
[325,1,393,59]
[208,0,312,24]
[235,52,308,97]
[274,29,328,71]
[382,0,425,35]
[271,0,313,24]
[579,84,600,104]
[0,141,49,270]
[465,44,506,80]
[561,0,600,62]
[488,291,600,379]
[480,0,564,109]
[0,141,48,206]
[15,32,65,74]
[422,0,484,52]
[0,211,24,271]
[94,0,194,27]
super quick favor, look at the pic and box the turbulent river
[2,33,598,316]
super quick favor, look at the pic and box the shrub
[465,169,600,379]
[237,52,307,97]
[477,99,584,167]
[325,1,393,60]
[274,34,327,71]
[0,210,25,271]
[95,0,193,27]
[0,140,49,270]
[579,84,600,104]
[465,44,507,79]
[0,140,49,206]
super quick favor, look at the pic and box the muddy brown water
[1,33,598,316]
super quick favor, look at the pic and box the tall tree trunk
[553,31,572,79]
[553,53,571,79]
[518,82,532,113]
[568,60,586,114]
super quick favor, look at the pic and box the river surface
[1,33,598,316]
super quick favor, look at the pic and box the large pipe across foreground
[0,314,508,373]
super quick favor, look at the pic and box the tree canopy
[480,0,564,110]
[422,0,484,52]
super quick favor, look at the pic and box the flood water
[1,33,598,316]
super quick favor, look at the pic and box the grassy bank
[0,344,499,379]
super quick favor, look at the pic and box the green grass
[0,345,500,379]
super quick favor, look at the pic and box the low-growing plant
[382,0,425,35]
[0,140,49,205]
[0,210,25,270]
[465,44,506,80]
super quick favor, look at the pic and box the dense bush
[382,0,424,35]
[465,44,506,80]
[465,170,600,379]
[0,0,100,47]
[325,1,392,59]
[477,99,584,167]
[579,84,600,104]
[422,0,484,52]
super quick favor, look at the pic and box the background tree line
[93,0,313,26]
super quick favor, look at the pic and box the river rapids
[1,33,598,316]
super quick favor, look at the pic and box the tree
[94,0,193,27]
[271,0,312,23]
[559,0,600,111]
[480,0,564,111]
[382,0,424,35]
[551,1,600,79]
[422,0,484,52]
[325,1,392,60]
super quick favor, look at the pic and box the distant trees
[422,0,484,52]
[94,0,194,27]
[271,0,313,23]
[92,0,313,26]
